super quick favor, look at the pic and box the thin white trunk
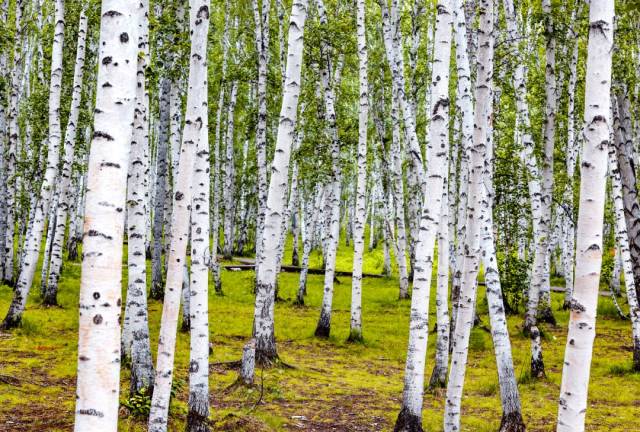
[444,0,492,429]
[45,7,89,305]
[429,187,450,389]
[252,0,308,364]
[152,79,171,298]
[557,2,614,429]
[187,84,210,430]
[609,142,640,372]
[253,0,271,273]
[122,0,154,396]
[3,0,23,284]
[2,0,64,328]
[148,1,209,429]
[222,78,238,258]
[394,0,453,428]
[349,0,368,342]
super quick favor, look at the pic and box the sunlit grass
[0,230,638,431]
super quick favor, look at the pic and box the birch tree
[2,0,23,286]
[42,7,88,306]
[121,0,154,396]
[251,0,308,365]
[444,0,493,429]
[557,1,614,429]
[73,1,139,429]
[394,0,453,428]
[2,0,64,329]
[348,0,368,342]
[148,1,209,429]
[187,24,211,429]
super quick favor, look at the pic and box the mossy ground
[0,233,638,431]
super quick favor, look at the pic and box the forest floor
[1,236,639,432]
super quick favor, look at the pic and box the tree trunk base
[186,394,210,432]
[530,326,546,379]
[393,407,423,432]
[42,292,58,307]
[315,314,331,338]
[499,411,526,432]
[428,366,447,390]
[0,314,21,331]
[347,329,363,343]
[149,287,164,301]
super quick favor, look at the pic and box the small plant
[121,388,151,418]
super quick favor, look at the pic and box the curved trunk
[252,0,308,364]
[443,1,492,430]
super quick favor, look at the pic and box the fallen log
[223,263,384,279]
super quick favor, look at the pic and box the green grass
[1,233,639,431]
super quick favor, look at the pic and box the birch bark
[73,1,139,429]
[148,1,209,429]
[2,0,64,329]
[394,0,453,429]
[2,0,23,285]
[43,7,88,306]
[349,0,368,342]
[444,0,492,429]
[252,0,308,364]
[187,35,210,429]
[557,2,614,429]
[122,0,154,396]
[609,141,640,372]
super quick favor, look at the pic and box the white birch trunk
[44,7,88,306]
[2,0,22,284]
[443,1,492,429]
[152,79,171,298]
[148,2,209,429]
[609,143,640,372]
[429,186,450,389]
[450,0,474,345]
[2,0,64,329]
[562,7,580,307]
[222,79,238,258]
[73,1,139,429]
[253,0,271,274]
[187,57,210,430]
[557,2,614,429]
[121,0,154,396]
[252,0,308,364]
[349,0,368,342]
[394,0,453,428]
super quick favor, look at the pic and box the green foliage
[497,251,530,314]
[121,388,152,418]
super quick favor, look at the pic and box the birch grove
[2,0,640,430]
